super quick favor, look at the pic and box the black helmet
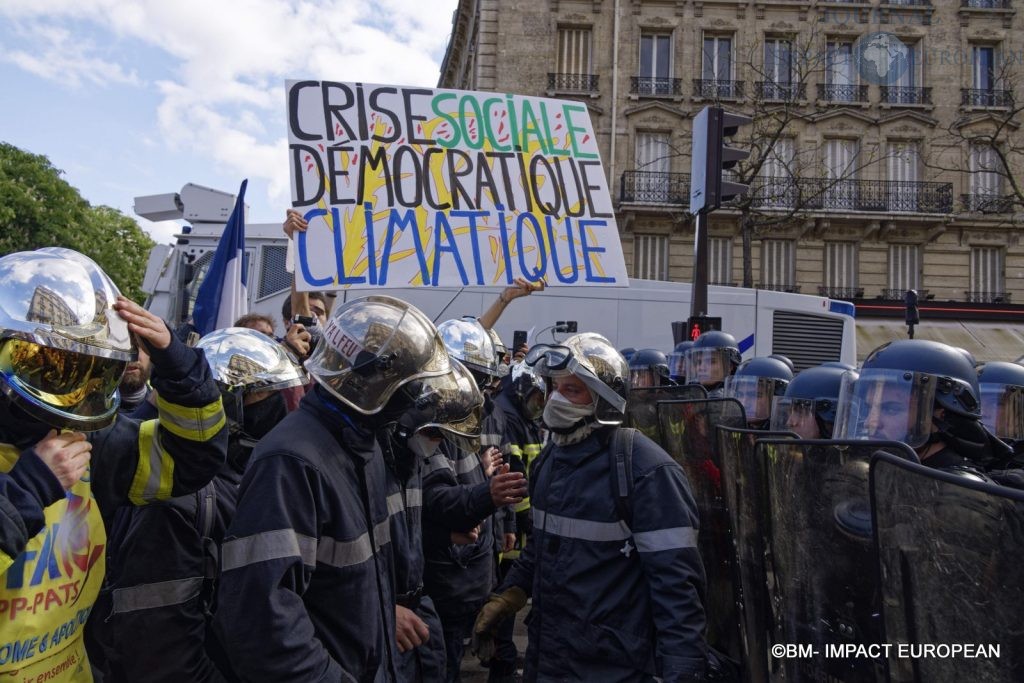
[667,340,694,381]
[770,364,855,438]
[977,361,1024,441]
[834,339,981,447]
[687,331,741,389]
[768,354,795,374]
[725,356,793,423]
[509,361,546,421]
[628,348,671,389]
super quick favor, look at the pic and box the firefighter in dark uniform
[213,295,456,682]
[0,247,227,683]
[93,327,306,682]
[474,333,708,682]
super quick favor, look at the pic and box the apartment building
[440,0,1024,358]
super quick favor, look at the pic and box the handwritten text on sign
[287,81,629,290]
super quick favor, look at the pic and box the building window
[825,139,859,209]
[824,40,860,102]
[761,239,796,290]
[638,33,672,95]
[970,246,1005,300]
[703,35,733,82]
[759,138,796,208]
[634,132,672,202]
[967,143,1003,210]
[972,45,997,91]
[552,26,594,91]
[888,244,921,294]
[710,237,733,285]
[634,234,670,281]
[764,38,793,85]
[894,41,920,89]
[823,242,859,296]
[887,141,921,212]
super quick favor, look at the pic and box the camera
[291,315,323,351]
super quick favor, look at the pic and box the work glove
[470,586,528,662]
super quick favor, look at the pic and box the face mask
[409,433,442,460]
[243,392,287,440]
[543,390,596,431]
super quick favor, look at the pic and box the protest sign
[287,80,629,290]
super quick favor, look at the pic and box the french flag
[192,179,249,336]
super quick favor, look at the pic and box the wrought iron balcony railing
[693,79,744,99]
[961,193,1015,213]
[547,73,599,92]
[619,171,690,205]
[961,88,1014,107]
[882,0,931,6]
[756,81,806,101]
[631,77,683,96]
[750,178,954,213]
[818,83,868,103]
[961,0,1011,8]
[965,290,1011,303]
[818,286,865,299]
[880,86,932,105]
[881,288,928,300]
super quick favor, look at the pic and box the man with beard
[92,328,307,682]
[117,346,152,414]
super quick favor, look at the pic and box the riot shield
[757,439,919,683]
[871,453,1024,683]
[658,398,747,660]
[717,427,796,683]
[625,384,706,443]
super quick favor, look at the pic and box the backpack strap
[610,427,637,528]
[194,482,218,617]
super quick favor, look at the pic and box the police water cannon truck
[136,183,856,370]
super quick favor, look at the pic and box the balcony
[547,73,599,93]
[631,77,683,96]
[961,0,1011,7]
[749,178,954,213]
[961,193,1015,213]
[882,0,931,5]
[693,79,744,99]
[619,171,690,206]
[755,81,806,102]
[818,83,868,103]
[965,290,1011,303]
[961,88,1014,107]
[880,86,932,105]
[881,288,929,300]
[818,286,865,299]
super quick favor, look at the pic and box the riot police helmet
[977,361,1024,442]
[686,331,741,389]
[725,356,793,424]
[667,340,694,382]
[771,364,856,439]
[628,348,671,389]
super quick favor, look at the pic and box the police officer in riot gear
[686,331,741,398]
[834,339,1012,471]
[0,247,227,683]
[771,364,856,439]
[977,361,1024,454]
[474,332,708,682]
[214,295,455,682]
[725,356,793,429]
[667,341,694,384]
[629,348,675,389]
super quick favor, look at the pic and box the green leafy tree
[0,142,154,302]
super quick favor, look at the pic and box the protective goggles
[525,344,626,414]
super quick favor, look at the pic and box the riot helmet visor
[770,397,822,439]
[724,374,777,422]
[687,348,731,387]
[833,369,937,447]
[980,383,1024,441]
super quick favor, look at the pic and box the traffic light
[686,315,722,341]
[690,106,752,213]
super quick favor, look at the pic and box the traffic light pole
[691,209,708,318]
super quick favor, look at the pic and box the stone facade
[439,0,1023,305]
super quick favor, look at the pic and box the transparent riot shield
[717,427,796,683]
[625,384,706,443]
[757,439,919,683]
[871,453,1024,683]
[658,398,747,660]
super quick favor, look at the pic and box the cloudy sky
[0,0,460,244]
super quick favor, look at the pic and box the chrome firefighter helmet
[405,358,485,453]
[196,327,308,394]
[0,247,135,431]
[438,316,500,382]
[304,295,450,415]
[525,332,629,425]
[510,361,547,421]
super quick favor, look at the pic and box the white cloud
[138,218,185,245]
[1,0,458,217]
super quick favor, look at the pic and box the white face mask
[543,390,596,430]
[409,433,442,459]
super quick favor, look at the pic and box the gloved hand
[470,586,528,662]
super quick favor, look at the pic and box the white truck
[136,183,857,369]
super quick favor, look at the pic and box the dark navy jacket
[502,427,708,682]
[213,389,397,682]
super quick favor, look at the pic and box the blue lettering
[579,219,615,283]
[432,213,469,286]
[516,213,547,282]
[331,207,366,285]
[362,202,378,285]
[379,209,430,285]
[545,216,579,284]
[30,523,60,586]
[450,210,488,285]
[5,548,36,590]
[495,205,514,285]
[298,209,332,287]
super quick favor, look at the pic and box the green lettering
[431,93,461,149]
